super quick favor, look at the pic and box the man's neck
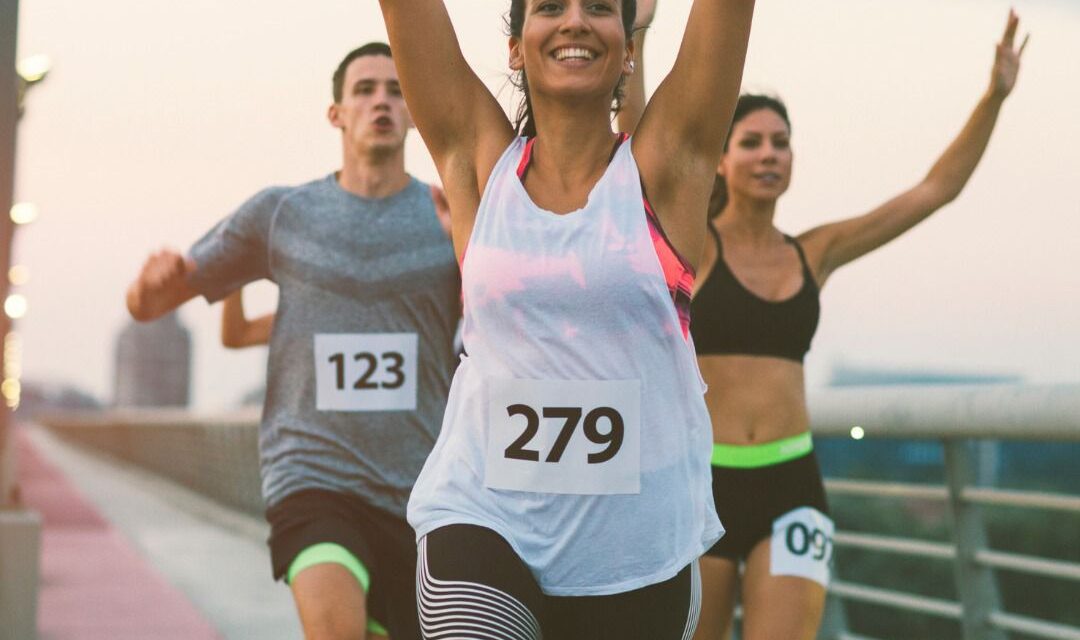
[337,146,411,199]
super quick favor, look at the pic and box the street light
[16,54,50,83]
[2,6,46,636]
[15,54,50,119]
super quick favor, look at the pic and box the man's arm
[221,289,274,348]
[125,249,198,321]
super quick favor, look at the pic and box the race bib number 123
[314,333,417,412]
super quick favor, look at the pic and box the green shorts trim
[711,432,814,469]
[287,542,386,635]
[367,617,388,636]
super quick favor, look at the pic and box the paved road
[19,424,301,639]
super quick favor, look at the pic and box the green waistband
[711,432,813,469]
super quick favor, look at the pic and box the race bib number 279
[484,378,641,495]
[314,333,417,412]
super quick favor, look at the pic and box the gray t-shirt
[188,174,460,516]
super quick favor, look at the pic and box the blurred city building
[113,313,192,407]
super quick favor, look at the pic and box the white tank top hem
[408,136,723,597]
[415,516,720,596]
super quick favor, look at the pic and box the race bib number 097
[314,333,417,412]
[484,378,641,495]
[770,506,834,587]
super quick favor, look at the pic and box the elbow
[220,331,245,349]
[937,183,965,206]
[920,178,964,210]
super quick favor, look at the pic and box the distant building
[15,381,101,420]
[113,313,192,407]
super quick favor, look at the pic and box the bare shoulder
[795,223,838,286]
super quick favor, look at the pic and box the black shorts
[706,451,830,561]
[265,489,421,640]
[417,524,701,640]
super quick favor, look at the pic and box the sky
[12,0,1080,409]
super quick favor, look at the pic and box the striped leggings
[417,525,701,640]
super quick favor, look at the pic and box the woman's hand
[989,9,1028,100]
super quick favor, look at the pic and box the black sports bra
[690,225,820,363]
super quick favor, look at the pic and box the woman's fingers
[1001,9,1018,49]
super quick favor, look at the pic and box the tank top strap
[783,234,817,285]
[516,137,538,182]
[708,223,724,257]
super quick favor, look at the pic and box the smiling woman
[375,0,755,637]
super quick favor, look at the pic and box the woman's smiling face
[510,0,633,106]
[719,108,794,204]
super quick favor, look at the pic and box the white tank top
[408,136,722,596]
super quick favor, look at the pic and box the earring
[628,61,635,72]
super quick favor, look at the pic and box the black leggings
[417,524,701,640]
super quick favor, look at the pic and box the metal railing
[810,384,1080,640]
[39,384,1080,640]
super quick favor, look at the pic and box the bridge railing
[809,384,1080,640]
[38,384,1080,640]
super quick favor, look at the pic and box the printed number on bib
[770,506,834,587]
[485,378,641,495]
[314,334,417,412]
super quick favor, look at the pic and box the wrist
[984,86,1008,105]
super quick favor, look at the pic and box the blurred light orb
[9,265,30,286]
[1,378,20,400]
[10,202,39,225]
[17,54,52,83]
[850,426,866,440]
[4,294,28,319]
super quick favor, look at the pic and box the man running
[125,42,459,640]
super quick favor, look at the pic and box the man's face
[329,55,413,156]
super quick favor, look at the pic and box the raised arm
[377,1,514,181]
[126,249,198,322]
[221,290,274,349]
[631,0,756,267]
[431,184,452,237]
[800,10,1028,286]
[615,0,656,135]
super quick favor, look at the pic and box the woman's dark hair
[507,0,637,137]
[709,94,791,218]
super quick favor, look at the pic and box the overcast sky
[13,0,1080,409]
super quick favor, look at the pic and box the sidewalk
[15,424,300,639]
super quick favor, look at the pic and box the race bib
[314,333,418,412]
[484,378,641,495]
[770,506,834,587]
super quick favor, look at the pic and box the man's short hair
[332,42,393,103]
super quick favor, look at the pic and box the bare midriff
[698,353,809,445]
